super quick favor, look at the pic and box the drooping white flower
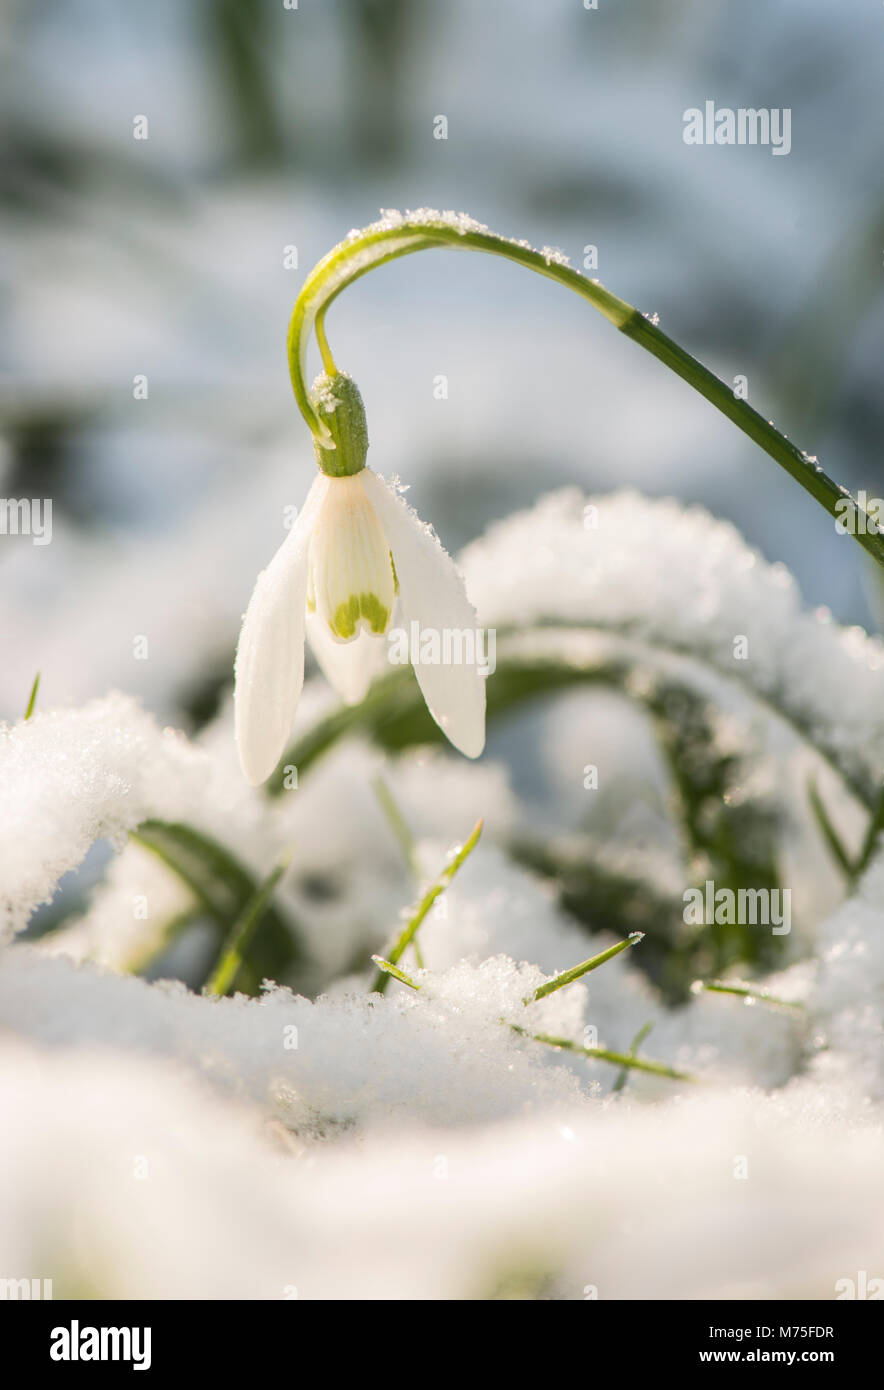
[234,374,486,785]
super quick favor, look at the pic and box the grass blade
[513,1026,694,1083]
[24,672,40,720]
[612,1020,655,1093]
[807,775,853,879]
[204,860,288,997]
[691,978,803,1010]
[370,818,483,994]
[528,932,644,1003]
[371,773,419,880]
[131,819,302,991]
[853,783,884,881]
[370,956,420,990]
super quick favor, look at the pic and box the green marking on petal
[361,592,390,634]
[331,595,360,638]
[330,592,390,639]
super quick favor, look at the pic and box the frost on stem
[309,372,368,478]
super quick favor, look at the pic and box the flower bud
[310,372,368,477]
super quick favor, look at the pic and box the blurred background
[2,0,883,726]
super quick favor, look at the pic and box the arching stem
[314,306,337,376]
[286,210,884,570]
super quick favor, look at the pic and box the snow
[0,694,207,940]
[0,1037,880,1299]
[1,488,883,1298]
[0,950,588,1131]
[462,489,884,804]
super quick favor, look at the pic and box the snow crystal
[306,211,591,335]
[541,245,571,267]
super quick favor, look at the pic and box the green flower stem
[287,213,884,569]
[313,306,337,375]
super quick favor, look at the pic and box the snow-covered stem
[287,211,884,570]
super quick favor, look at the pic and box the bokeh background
[2,0,883,725]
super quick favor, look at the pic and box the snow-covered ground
[1,491,882,1298]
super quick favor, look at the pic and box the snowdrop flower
[234,373,486,785]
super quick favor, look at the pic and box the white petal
[308,472,395,640]
[306,611,388,704]
[234,475,328,784]
[359,470,486,757]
